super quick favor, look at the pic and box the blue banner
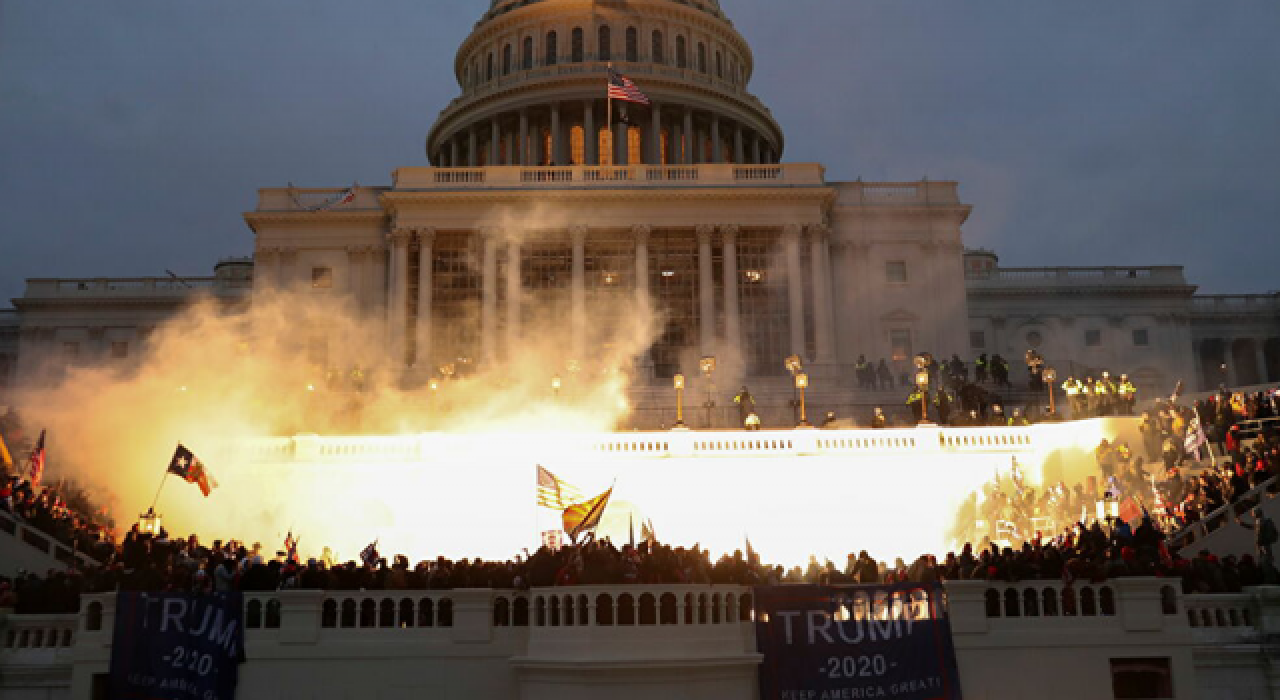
[754,583,962,700]
[110,591,244,700]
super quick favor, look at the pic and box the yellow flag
[562,487,613,541]
[0,432,12,470]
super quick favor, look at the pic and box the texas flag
[167,444,217,497]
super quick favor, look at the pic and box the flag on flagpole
[640,518,656,545]
[360,539,379,568]
[27,430,46,491]
[629,513,635,548]
[562,487,613,541]
[167,444,217,497]
[315,186,357,211]
[537,465,584,510]
[607,67,650,105]
[0,430,12,470]
[1185,415,1208,456]
[284,531,300,563]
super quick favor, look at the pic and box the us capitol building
[2,0,1278,416]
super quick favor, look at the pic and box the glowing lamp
[700,356,716,376]
[914,371,929,388]
[551,375,562,396]
[795,373,809,389]
[673,373,686,427]
[673,373,685,390]
[138,507,162,536]
[429,378,440,392]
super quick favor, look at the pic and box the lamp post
[785,354,803,425]
[673,373,686,428]
[700,356,716,428]
[795,371,811,427]
[138,507,162,536]
[1043,367,1058,417]
[551,374,562,399]
[913,353,931,424]
[915,370,931,424]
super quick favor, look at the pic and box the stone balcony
[19,276,249,300]
[1191,294,1280,317]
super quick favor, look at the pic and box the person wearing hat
[1118,374,1137,415]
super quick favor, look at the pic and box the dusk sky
[2,0,1278,304]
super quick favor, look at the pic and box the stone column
[481,228,499,365]
[752,135,761,165]
[450,138,460,168]
[783,224,807,360]
[584,100,597,165]
[386,229,413,366]
[720,225,741,356]
[468,127,478,167]
[733,124,745,164]
[490,117,500,166]
[506,239,522,360]
[571,225,587,363]
[683,108,694,164]
[809,224,836,363]
[650,103,663,165]
[672,121,684,166]
[710,115,721,163]
[696,224,716,357]
[550,102,562,165]
[614,115,627,166]
[633,224,651,310]
[518,108,529,166]
[416,228,435,371]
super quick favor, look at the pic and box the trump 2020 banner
[110,591,244,700]
[754,583,962,700]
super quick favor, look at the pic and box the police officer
[1062,376,1085,418]
[907,387,926,423]
[1098,371,1117,417]
[1117,374,1137,415]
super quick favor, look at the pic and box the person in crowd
[990,354,1011,388]
[733,386,755,428]
[876,359,894,390]
[870,407,886,429]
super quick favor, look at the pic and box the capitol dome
[426,0,784,167]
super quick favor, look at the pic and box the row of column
[436,100,776,167]
[384,223,836,372]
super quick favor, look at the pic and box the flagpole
[149,471,170,514]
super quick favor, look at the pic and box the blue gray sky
[2,0,1278,304]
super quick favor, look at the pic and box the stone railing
[965,266,1187,286]
[253,186,389,212]
[20,276,251,300]
[840,180,963,206]
[1191,295,1280,315]
[389,163,825,190]
[1183,593,1259,644]
[228,422,1060,465]
[0,614,77,655]
[0,509,98,572]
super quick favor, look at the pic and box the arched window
[715,50,723,77]
[598,26,611,61]
[652,30,665,64]
[598,127,613,166]
[571,28,584,62]
[541,128,552,165]
[626,27,638,62]
[522,36,533,70]
[546,31,558,65]
[697,42,707,73]
[486,52,495,81]
[503,44,512,75]
[676,36,687,68]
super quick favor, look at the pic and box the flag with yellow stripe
[562,487,613,541]
[0,431,12,470]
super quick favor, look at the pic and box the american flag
[537,465,583,510]
[360,539,379,568]
[284,530,300,563]
[607,68,650,105]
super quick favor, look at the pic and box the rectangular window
[970,331,985,349]
[110,341,128,359]
[886,261,907,284]
[890,329,912,362]
[1085,329,1102,347]
[1110,657,1173,698]
[311,267,333,289]
[1133,329,1149,346]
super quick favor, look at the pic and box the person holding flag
[562,485,614,544]
[360,539,380,569]
[284,530,300,564]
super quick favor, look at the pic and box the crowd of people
[5,385,1280,618]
